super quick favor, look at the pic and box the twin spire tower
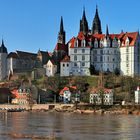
[57,6,103,45]
[80,5,102,34]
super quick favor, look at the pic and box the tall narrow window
[82,55,85,61]
[74,55,77,61]
[74,49,77,53]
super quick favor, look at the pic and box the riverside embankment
[1,104,140,115]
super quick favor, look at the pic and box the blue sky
[0,0,140,53]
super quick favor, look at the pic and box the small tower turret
[0,39,8,80]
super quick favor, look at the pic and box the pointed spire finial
[96,4,98,10]
[2,38,4,46]
[106,24,109,36]
[60,16,64,33]
[82,6,86,19]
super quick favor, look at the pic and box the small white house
[135,86,140,104]
[89,87,113,105]
[59,87,71,103]
[44,59,57,77]
[59,86,77,103]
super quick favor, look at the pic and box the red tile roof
[89,87,112,94]
[120,32,138,47]
[59,87,70,95]
[69,31,138,48]
[59,86,77,95]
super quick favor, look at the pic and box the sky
[0,0,140,53]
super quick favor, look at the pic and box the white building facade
[91,35,120,73]
[68,32,91,76]
[44,60,57,77]
[89,88,113,105]
[60,55,71,76]
[67,31,140,77]
[135,86,140,104]
[120,32,140,76]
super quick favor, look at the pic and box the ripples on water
[0,112,140,140]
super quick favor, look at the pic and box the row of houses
[1,78,140,105]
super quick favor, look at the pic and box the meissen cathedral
[60,6,140,77]
[0,6,140,81]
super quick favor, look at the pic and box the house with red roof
[59,86,78,103]
[89,87,113,105]
[68,32,91,76]
[11,80,38,104]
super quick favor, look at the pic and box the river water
[0,112,140,140]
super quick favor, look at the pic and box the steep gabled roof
[0,40,8,53]
[120,32,138,47]
[69,32,91,48]
[16,50,37,60]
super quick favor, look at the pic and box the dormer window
[112,38,118,47]
[100,40,103,48]
[82,39,86,47]
[74,39,78,47]
[125,37,129,46]
[94,39,98,48]
[118,39,121,47]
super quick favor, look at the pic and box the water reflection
[0,112,140,140]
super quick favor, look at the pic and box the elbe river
[0,112,140,140]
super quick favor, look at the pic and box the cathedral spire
[92,5,102,34]
[79,7,89,34]
[58,16,65,44]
